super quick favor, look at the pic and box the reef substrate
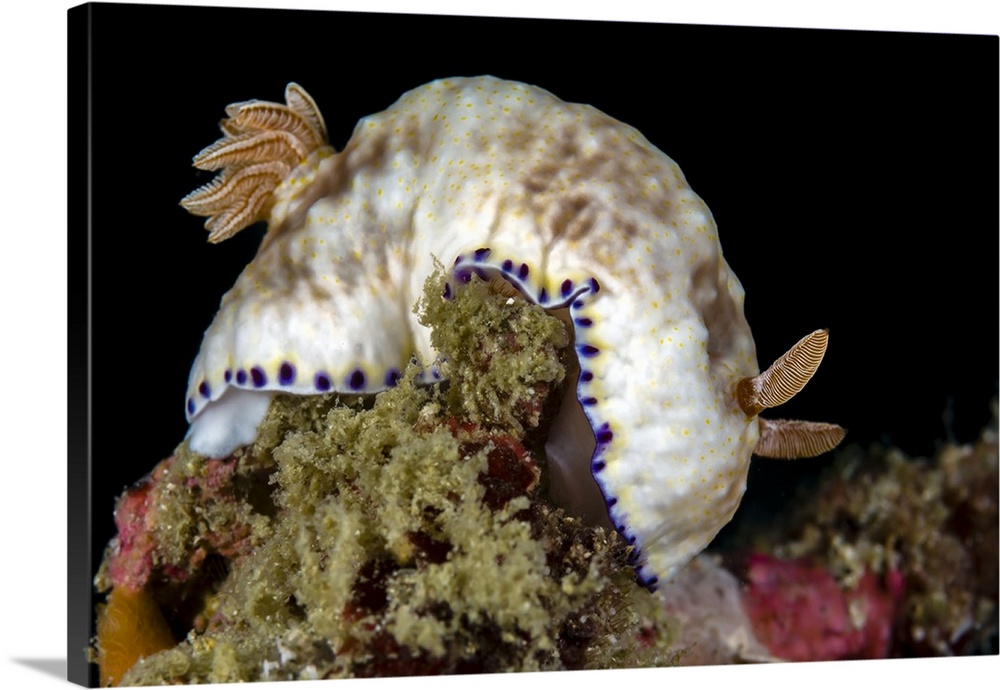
[91,268,999,683]
[92,271,682,685]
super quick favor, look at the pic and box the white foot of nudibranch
[185,388,274,458]
[544,371,609,528]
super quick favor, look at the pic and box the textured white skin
[185,76,760,587]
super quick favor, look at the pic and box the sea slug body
[181,77,843,588]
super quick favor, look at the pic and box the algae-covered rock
[741,400,999,658]
[93,269,680,685]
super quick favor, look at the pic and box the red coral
[184,456,254,559]
[105,453,255,592]
[446,419,540,512]
[741,554,904,661]
[106,457,176,591]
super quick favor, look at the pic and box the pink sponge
[742,553,904,661]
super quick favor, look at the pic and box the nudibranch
[180,77,844,589]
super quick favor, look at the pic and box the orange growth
[95,588,176,686]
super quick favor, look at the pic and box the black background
[83,4,997,604]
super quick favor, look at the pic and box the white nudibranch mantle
[180,77,844,589]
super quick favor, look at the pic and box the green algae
[104,268,679,685]
[417,260,571,434]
